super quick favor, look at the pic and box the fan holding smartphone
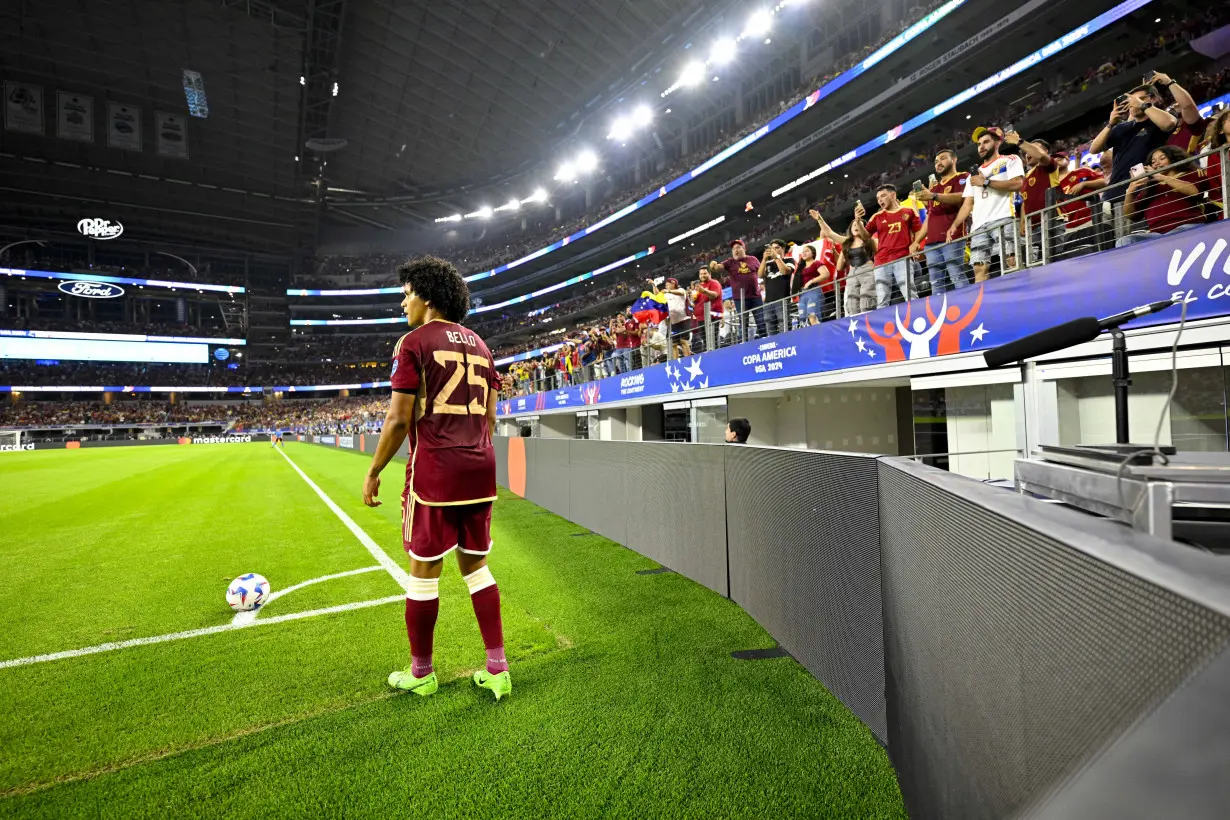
[1087,81,1178,194]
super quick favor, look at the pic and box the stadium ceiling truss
[317,0,735,231]
[0,0,749,247]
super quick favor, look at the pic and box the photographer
[1117,145,1206,246]
[1088,84,1177,199]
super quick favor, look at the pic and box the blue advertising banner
[497,221,1230,417]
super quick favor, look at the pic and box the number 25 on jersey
[432,351,489,415]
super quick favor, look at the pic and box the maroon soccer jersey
[865,208,921,265]
[390,319,498,506]
[925,172,969,244]
[720,256,761,301]
[1020,160,1058,219]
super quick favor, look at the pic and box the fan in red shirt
[1012,136,1059,260]
[1119,145,1207,247]
[361,255,511,702]
[913,149,969,293]
[1203,107,1229,217]
[1054,152,1107,258]
[1149,72,1207,155]
[689,267,724,351]
[795,239,837,325]
[857,185,922,307]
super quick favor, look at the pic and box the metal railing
[500,144,1228,396]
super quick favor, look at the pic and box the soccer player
[361,256,510,701]
[271,431,284,449]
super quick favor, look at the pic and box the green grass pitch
[0,442,904,818]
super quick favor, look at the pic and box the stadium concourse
[6,0,1230,817]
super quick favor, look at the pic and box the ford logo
[58,280,126,299]
[77,218,124,240]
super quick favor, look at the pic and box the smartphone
[1115,94,1128,107]
[1143,71,1153,84]
[1130,163,1146,178]
[1003,123,1013,134]
[928,173,938,188]
[911,179,925,193]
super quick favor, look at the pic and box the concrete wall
[538,414,574,439]
[625,405,644,442]
[945,383,1018,480]
[805,385,900,454]
[729,385,900,452]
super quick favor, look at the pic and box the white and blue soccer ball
[226,573,271,611]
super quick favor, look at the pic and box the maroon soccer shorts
[401,496,493,562]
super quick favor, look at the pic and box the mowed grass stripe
[3,445,905,817]
[0,445,398,659]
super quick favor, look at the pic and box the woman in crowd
[1118,145,1207,246]
[795,243,834,326]
[1201,107,1229,215]
[809,207,877,317]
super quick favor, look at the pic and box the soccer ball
[226,573,271,611]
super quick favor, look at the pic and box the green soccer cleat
[473,669,512,701]
[388,668,438,696]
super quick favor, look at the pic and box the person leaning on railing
[1117,145,1207,247]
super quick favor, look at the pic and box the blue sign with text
[498,222,1230,417]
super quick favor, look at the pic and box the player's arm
[486,387,498,437]
[362,390,414,507]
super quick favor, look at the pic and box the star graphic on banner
[867,348,876,358]
[684,358,704,381]
[699,378,709,389]
[847,318,859,335]
[970,323,989,344]
[670,383,680,393]
[855,337,867,353]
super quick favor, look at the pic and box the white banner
[155,111,188,158]
[339,435,355,449]
[5,82,44,134]
[57,92,94,142]
[107,102,142,151]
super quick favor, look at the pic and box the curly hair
[396,255,470,323]
[1204,108,1230,150]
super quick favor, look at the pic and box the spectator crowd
[0,397,390,436]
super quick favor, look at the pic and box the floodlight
[678,61,706,87]
[744,9,773,37]
[709,39,737,65]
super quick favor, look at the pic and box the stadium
[3,0,1230,815]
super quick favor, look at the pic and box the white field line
[0,596,405,670]
[275,447,410,591]
[231,565,385,626]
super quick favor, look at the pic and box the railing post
[1221,145,1229,222]
[704,300,714,352]
[1040,208,1051,266]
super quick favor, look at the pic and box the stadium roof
[325,0,727,220]
[0,0,738,250]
